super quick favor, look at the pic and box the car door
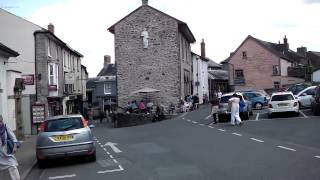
[299,88,315,107]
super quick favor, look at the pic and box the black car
[311,85,320,116]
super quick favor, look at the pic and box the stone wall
[114,6,182,108]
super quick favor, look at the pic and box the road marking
[104,142,122,153]
[205,115,211,119]
[208,126,214,128]
[232,133,242,136]
[182,117,185,120]
[192,121,198,124]
[218,129,226,132]
[250,138,264,143]
[106,151,110,155]
[113,159,119,164]
[300,111,308,118]
[277,146,296,152]
[103,148,107,151]
[49,174,76,179]
[109,155,114,159]
[315,156,320,159]
[97,165,124,174]
[255,113,260,120]
[186,119,191,122]
[199,124,204,126]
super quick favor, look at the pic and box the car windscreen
[271,94,294,101]
[220,95,232,103]
[45,117,83,132]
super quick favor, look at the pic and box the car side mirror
[89,124,95,128]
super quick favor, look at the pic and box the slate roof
[86,77,99,90]
[208,70,228,80]
[108,5,196,43]
[0,42,19,57]
[97,64,116,76]
[250,36,305,63]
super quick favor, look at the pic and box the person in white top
[217,90,222,99]
[0,115,20,180]
[228,94,242,125]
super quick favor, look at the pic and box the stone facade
[110,4,195,108]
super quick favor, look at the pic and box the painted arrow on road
[104,142,122,153]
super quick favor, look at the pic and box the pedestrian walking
[0,115,20,180]
[99,108,104,123]
[209,95,219,125]
[228,93,242,125]
[217,90,222,99]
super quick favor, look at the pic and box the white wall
[192,54,209,104]
[0,56,9,128]
[0,9,42,95]
[313,70,320,82]
[280,58,292,76]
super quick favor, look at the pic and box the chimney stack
[142,0,148,5]
[48,23,54,34]
[104,55,111,66]
[297,46,307,57]
[201,39,206,57]
[283,35,289,51]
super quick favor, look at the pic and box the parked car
[240,91,268,110]
[311,85,320,116]
[296,86,317,108]
[286,83,311,95]
[218,92,253,121]
[36,114,96,168]
[268,92,299,118]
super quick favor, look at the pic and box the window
[104,83,111,94]
[242,51,247,59]
[48,63,59,86]
[274,81,280,89]
[235,69,244,78]
[305,88,315,96]
[63,51,66,67]
[55,45,58,59]
[181,37,185,60]
[271,94,294,101]
[273,65,280,75]
[47,40,51,57]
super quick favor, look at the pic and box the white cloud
[27,0,320,77]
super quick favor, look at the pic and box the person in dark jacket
[209,95,220,124]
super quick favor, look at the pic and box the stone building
[108,0,196,108]
[34,24,84,117]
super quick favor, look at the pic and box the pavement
[0,135,37,180]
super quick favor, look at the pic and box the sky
[1,0,320,77]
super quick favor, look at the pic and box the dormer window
[242,51,247,59]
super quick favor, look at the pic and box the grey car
[218,92,253,121]
[36,114,96,168]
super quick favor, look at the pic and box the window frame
[235,69,244,78]
[104,83,112,95]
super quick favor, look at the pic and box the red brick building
[223,35,306,93]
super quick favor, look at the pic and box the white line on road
[49,174,76,180]
[208,126,214,128]
[186,119,191,122]
[218,129,226,132]
[182,117,185,120]
[205,115,211,119]
[192,121,198,124]
[232,133,242,136]
[277,146,296,152]
[106,152,110,155]
[109,155,114,159]
[199,124,204,126]
[113,159,119,164]
[315,156,320,159]
[97,165,124,174]
[255,113,260,121]
[103,148,107,151]
[250,138,264,143]
[300,111,308,118]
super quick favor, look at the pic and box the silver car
[36,114,96,168]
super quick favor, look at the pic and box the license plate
[278,103,288,107]
[52,135,74,142]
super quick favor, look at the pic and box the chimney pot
[201,39,206,57]
[104,55,111,66]
[142,0,148,5]
[48,23,54,34]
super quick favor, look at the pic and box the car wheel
[37,159,46,169]
[255,102,263,110]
